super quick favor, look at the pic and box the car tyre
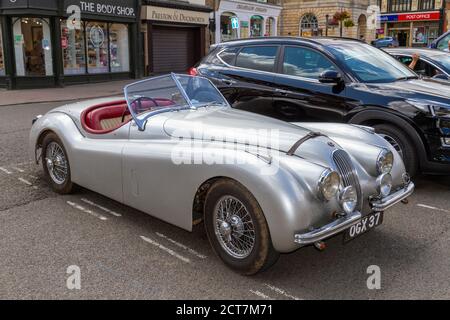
[204,179,279,275]
[42,132,75,194]
[373,123,418,176]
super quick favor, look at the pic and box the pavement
[0,80,136,106]
[0,101,449,299]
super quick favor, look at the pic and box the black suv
[193,37,450,176]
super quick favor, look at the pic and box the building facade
[379,0,444,47]
[280,0,378,42]
[214,0,282,43]
[0,0,142,89]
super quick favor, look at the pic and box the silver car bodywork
[30,75,413,253]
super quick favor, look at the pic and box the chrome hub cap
[45,142,68,185]
[214,196,255,259]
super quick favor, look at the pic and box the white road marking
[264,283,301,300]
[249,290,273,300]
[140,236,191,264]
[80,198,122,217]
[12,167,25,173]
[0,167,12,175]
[18,178,33,186]
[417,204,450,214]
[66,201,108,221]
[28,175,38,179]
[155,232,207,259]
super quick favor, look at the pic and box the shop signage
[141,5,209,25]
[231,17,239,29]
[64,0,136,18]
[14,34,23,46]
[89,26,105,48]
[380,11,440,22]
[235,4,268,14]
[376,28,384,35]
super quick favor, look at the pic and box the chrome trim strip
[294,211,362,245]
[370,182,415,212]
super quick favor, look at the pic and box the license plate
[344,212,384,243]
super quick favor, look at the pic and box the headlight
[339,186,358,214]
[318,169,340,200]
[376,149,393,174]
[432,105,450,118]
[377,173,393,197]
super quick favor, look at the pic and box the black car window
[437,33,450,51]
[218,47,240,65]
[282,46,336,79]
[235,46,278,72]
[397,56,413,66]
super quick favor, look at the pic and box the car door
[208,45,279,116]
[396,55,442,78]
[271,45,352,122]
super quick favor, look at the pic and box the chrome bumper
[370,182,414,212]
[294,183,414,246]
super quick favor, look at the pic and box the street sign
[231,17,239,29]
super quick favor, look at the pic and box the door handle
[275,88,290,95]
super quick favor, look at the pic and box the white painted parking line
[18,178,33,186]
[0,167,13,175]
[155,232,207,259]
[264,283,301,300]
[80,198,122,217]
[12,167,25,173]
[28,175,38,180]
[417,204,450,214]
[140,236,191,264]
[66,201,108,221]
[249,290,273,300]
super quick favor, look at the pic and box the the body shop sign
[380,11,440,22]
[64,0,136,18]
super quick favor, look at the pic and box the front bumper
[294,183,414,246]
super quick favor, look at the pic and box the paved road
[0,101,449,299]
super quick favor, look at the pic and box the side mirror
[319,70,343,84]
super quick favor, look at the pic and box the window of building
[109,23,130,72]
[418,0,435,10]
[221,12,239,42]
[265,17,276,36]
[61,21,86,75]
[282,46,336,79]
[388,0,412,13]
[250,15,264,37]
[235,46,278,72]
[300,14,319,37]
[86,22,109,74]
[12,17,53,76]
[0,24,5,76]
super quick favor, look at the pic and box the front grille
[332,149,363,210]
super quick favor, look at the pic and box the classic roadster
[30,74,414,274]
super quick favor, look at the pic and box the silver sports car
[30,74,414,275]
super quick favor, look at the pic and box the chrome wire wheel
[213,195,256,259]
[379,133,404,159]
[45,141,68,185]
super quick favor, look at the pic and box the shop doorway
[396,30,409,47]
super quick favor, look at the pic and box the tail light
[188,67,198,76]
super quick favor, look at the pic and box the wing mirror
[319,70,343,84]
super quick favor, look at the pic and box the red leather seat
[81,100,130,134]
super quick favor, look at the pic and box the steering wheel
[123,96,160,122]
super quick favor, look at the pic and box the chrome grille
[332,149,362,209]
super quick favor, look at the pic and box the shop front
[0,0,140,89]
[381,11,441,47]
[141,1,212,75]
[215,0,282,44]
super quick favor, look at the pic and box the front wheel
[204,179,279,275]
[373,123,418,176]
[42,132,75,194]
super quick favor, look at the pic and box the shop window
[0,25,5,76]
[300,14,319,37]
[282,46,336,79]
[388,0,412,13]
[265,17,276,37]
[109,23,130,73]
[221,12,239,42]
[12,18,53,76]
[235,46,278,72]
[86,22,109,74]
[61,20,86,75]
[250,16,264,37]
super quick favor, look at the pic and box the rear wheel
[42,133,75,194]
[373,123,418,176]
[204,179,279,275]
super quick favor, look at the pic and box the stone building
[280,0,379,42]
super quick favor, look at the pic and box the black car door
[206,45,279,116]
[271,45,352,122]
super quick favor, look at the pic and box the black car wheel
[204,179,279,275]
[42,132,75,194]
[373,123,418,176]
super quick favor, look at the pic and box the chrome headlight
[318,169,340,201]
[376,149,393,174]
[339,186,358,214]
[377,173,393,197]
